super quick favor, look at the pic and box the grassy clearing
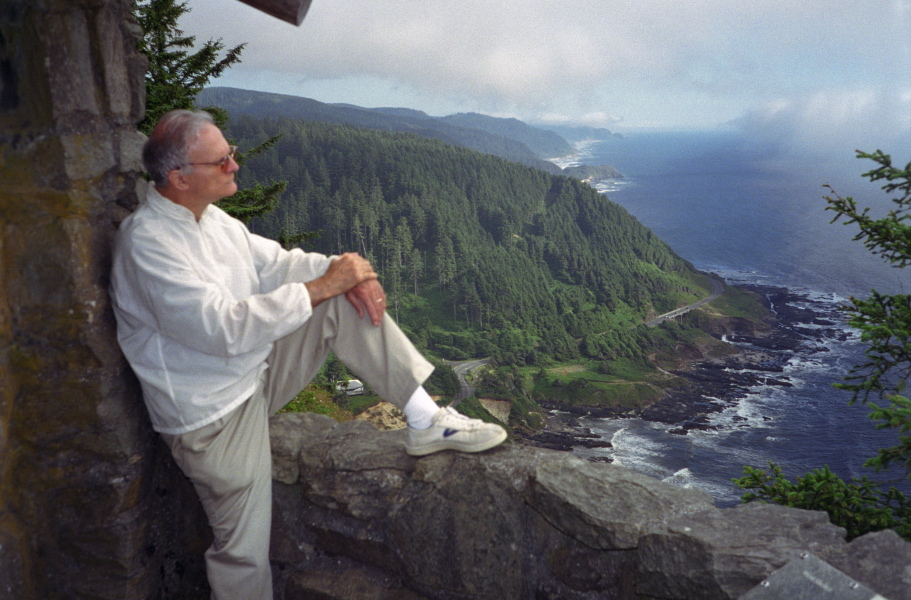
[530,357,683,410]
[707,287,770,322]
[548,364,587,376]
[280,385,355,420]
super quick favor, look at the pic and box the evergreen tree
[133,0,287,224]
[410,248,424,296]
[735,150,911,541]
[134,0,243,134]
[436,237,457,290]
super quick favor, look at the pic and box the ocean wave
[578,421,676,479]
[782,356,833,379]
[547,140,599,170]
[702,392,775,432]
[662,467,695,487]
[661,467,743,503]
[611,426,670,462]
[593,179,634,195]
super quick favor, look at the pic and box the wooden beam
[236,0,313,26]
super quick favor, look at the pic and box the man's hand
[305,253,386,326]
[345,279,386,326]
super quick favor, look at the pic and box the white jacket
[110,187,332,434]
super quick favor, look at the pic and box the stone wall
[0,1,209,598]
[269,413,911,600]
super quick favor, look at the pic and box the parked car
[335,379,365,396]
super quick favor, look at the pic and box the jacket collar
[147,186,204,221]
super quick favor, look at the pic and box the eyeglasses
[184,146,238,171]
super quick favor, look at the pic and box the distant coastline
[562,164,624,182]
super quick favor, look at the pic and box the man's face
[182,124,239,205]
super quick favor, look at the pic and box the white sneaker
[405,407,507,456]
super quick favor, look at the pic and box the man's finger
[353,280,385,326]
[363,292,384,326]
[345,289,366,318]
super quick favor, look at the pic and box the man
[110,109,506,600]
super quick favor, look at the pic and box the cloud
[181,0,911,130]
[529,110,623,129]
[736,87,911,162]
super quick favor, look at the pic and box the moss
[9,344,107,444]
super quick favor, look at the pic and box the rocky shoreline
[520,283,853,453]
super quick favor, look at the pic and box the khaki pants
[162,297,434,600]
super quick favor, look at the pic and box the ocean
[551,131,911,506]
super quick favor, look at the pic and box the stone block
[269,412,335,484]
[282,556,428,600]
[95,4,133,121]
[740,553,883,600]
[60,133,117,181]
[530,455,715,550]
[819,529,911,600]
[45,10,100,121]
[636,503,848,599]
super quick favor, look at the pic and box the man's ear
[167,168,191,191]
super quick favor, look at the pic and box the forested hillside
[436,112,574,158]
[226,115,714,366]
[199,87,565,174]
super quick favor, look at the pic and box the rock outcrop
[270,413,911,600]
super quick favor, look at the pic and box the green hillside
[199,87,564,175]
[226,115,714,368]
[437,112,574,158]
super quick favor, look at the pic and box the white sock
[403,386,439,430]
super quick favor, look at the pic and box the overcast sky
[181,0,911,157]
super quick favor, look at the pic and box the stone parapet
[270,413,911,600]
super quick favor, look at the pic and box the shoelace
[439,407,483,429]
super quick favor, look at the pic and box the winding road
[645,275,725,328]
[446,358,490,407]
[444,276,724,404]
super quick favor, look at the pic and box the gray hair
[142,109,215,186]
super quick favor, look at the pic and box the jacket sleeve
[244,229,335,292]
[117,227,316,358]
